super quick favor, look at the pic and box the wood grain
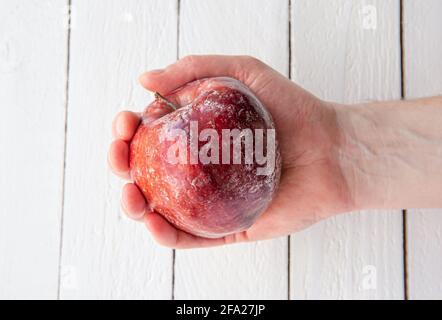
[289,0,404,299]
[59,0,177,299]
[1,0,441,300]
[0,0,67,299]
[174,0,289,299]
[403,0,442,300]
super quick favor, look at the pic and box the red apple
[130,77,281,238]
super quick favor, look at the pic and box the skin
[108,55,442,249]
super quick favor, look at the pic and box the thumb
[139,55,267,95]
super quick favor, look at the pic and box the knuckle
[241,55,263,68]
[180,54,198,66]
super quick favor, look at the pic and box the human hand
[108,55,354,248]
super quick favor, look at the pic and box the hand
[108,55,354,248]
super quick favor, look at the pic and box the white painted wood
[2,0,440,300]
[174,0,289,299]
[290,0,404,299]
[59,0,177,299]
[403,0,442,300]
[0,1,67,299]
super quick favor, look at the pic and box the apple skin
[130,77,281,238]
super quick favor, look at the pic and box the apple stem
[154,92,178,111]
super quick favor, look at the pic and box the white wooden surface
[0,0,441,299]
[0,1,67,299]
[59,0,176,299]
[289,0,404,299]
[403,0,442,300]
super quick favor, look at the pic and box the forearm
[336,96,442,210]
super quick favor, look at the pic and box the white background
[0,0,441,299]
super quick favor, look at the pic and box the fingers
[144,213,245,249]
[109,111,140,179]
[108,139,131,180]
[119,183,248,247]
[120,178,249,248]
[121,183,147,220]
[139,55,267,95]
[112,111,140,141]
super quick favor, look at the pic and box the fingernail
[148,68,164,74]
[139,70,164,84]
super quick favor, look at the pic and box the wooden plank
[403,0,442,300]
[59,0,177,299]
[290,0,404,299]
[0,1,67,299]
[174,0,289,299]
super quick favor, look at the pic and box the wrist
[334,97,442,210]
[333,102,394,211]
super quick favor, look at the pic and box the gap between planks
[399,0,409,301]
[57,0,73,300]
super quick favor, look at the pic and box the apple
[130,77,281,238]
